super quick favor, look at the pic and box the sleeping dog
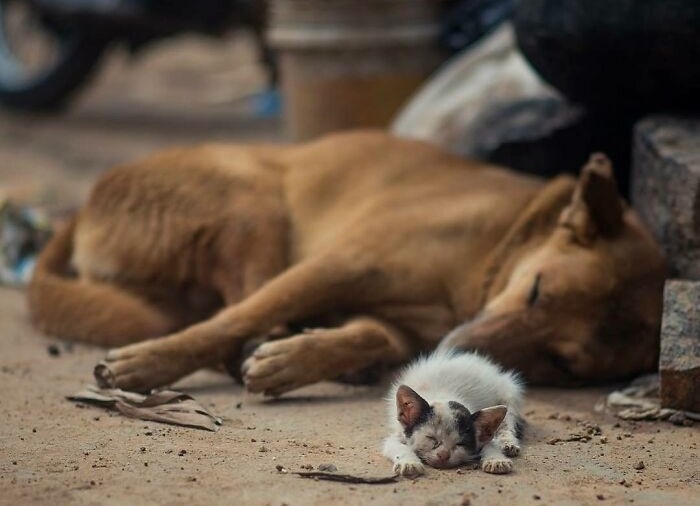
[28,131,666,395]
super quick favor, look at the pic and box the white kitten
[382,349,524,477]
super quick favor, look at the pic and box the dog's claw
[94,361,116,388]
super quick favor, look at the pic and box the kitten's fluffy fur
[383,350,524,476]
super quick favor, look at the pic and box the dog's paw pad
[502,443,521,457]
[394,460,425,478]
[482,457,513,474]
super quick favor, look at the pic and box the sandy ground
[0,33,699,506]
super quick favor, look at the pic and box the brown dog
[28,131,666,395]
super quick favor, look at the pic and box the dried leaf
[67,386,222,431]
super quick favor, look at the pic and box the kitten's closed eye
[425,435,439,449]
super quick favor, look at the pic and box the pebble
[634,461,645,470]
[318,463,337,473]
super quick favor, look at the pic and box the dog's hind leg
[241,316,414,396]
[28,220,177,347]
[94,254,392,391]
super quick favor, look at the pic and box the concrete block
[659,280,700,412]
[632,116,700,279]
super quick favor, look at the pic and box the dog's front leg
[94,255,386,391]
[242,316,414,396]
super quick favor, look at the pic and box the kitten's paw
[481,457,513,474]
[394,460,425,478]
[502,442,521,457]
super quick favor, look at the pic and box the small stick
[295,471,399,484]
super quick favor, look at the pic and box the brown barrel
[269,0,442,140]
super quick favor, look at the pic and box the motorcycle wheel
[0,0,108,111]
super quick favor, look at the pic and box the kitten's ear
[471,405,507,446]
[396,385,430,430]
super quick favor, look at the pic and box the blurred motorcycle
[0,0,272,111]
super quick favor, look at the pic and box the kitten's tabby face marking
[396,385,507,469]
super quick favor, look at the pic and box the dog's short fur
[28,131,666,394]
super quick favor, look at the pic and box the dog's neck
[475,175,577,308]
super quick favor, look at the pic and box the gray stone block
[632,116,700,279]
[659,280,700,412]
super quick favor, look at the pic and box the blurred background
[2,0,700,284]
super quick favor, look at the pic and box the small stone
[47,344,60,357]
[235,402,243,409]
[634,461,645,470]
[178,450,187,456]
[275,464,288,474]
[533,495,541,500]
[597,494,605,500]
[600,436,608,444]
[259,446,269,453]
[317,463,337,473]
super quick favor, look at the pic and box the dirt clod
[634,461,645,470]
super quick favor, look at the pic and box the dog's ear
[396,385,430,430]
[559,153,624,244]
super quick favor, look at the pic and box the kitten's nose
[437,449,450,462]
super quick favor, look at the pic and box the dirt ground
[0,34,699,506]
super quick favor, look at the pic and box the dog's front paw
[394,460,425,478]
[481,457,513,474]
[242,335,323,396]
[502,442,521,457]
[95,338,194,392]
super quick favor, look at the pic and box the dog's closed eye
[527,273,542,307]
